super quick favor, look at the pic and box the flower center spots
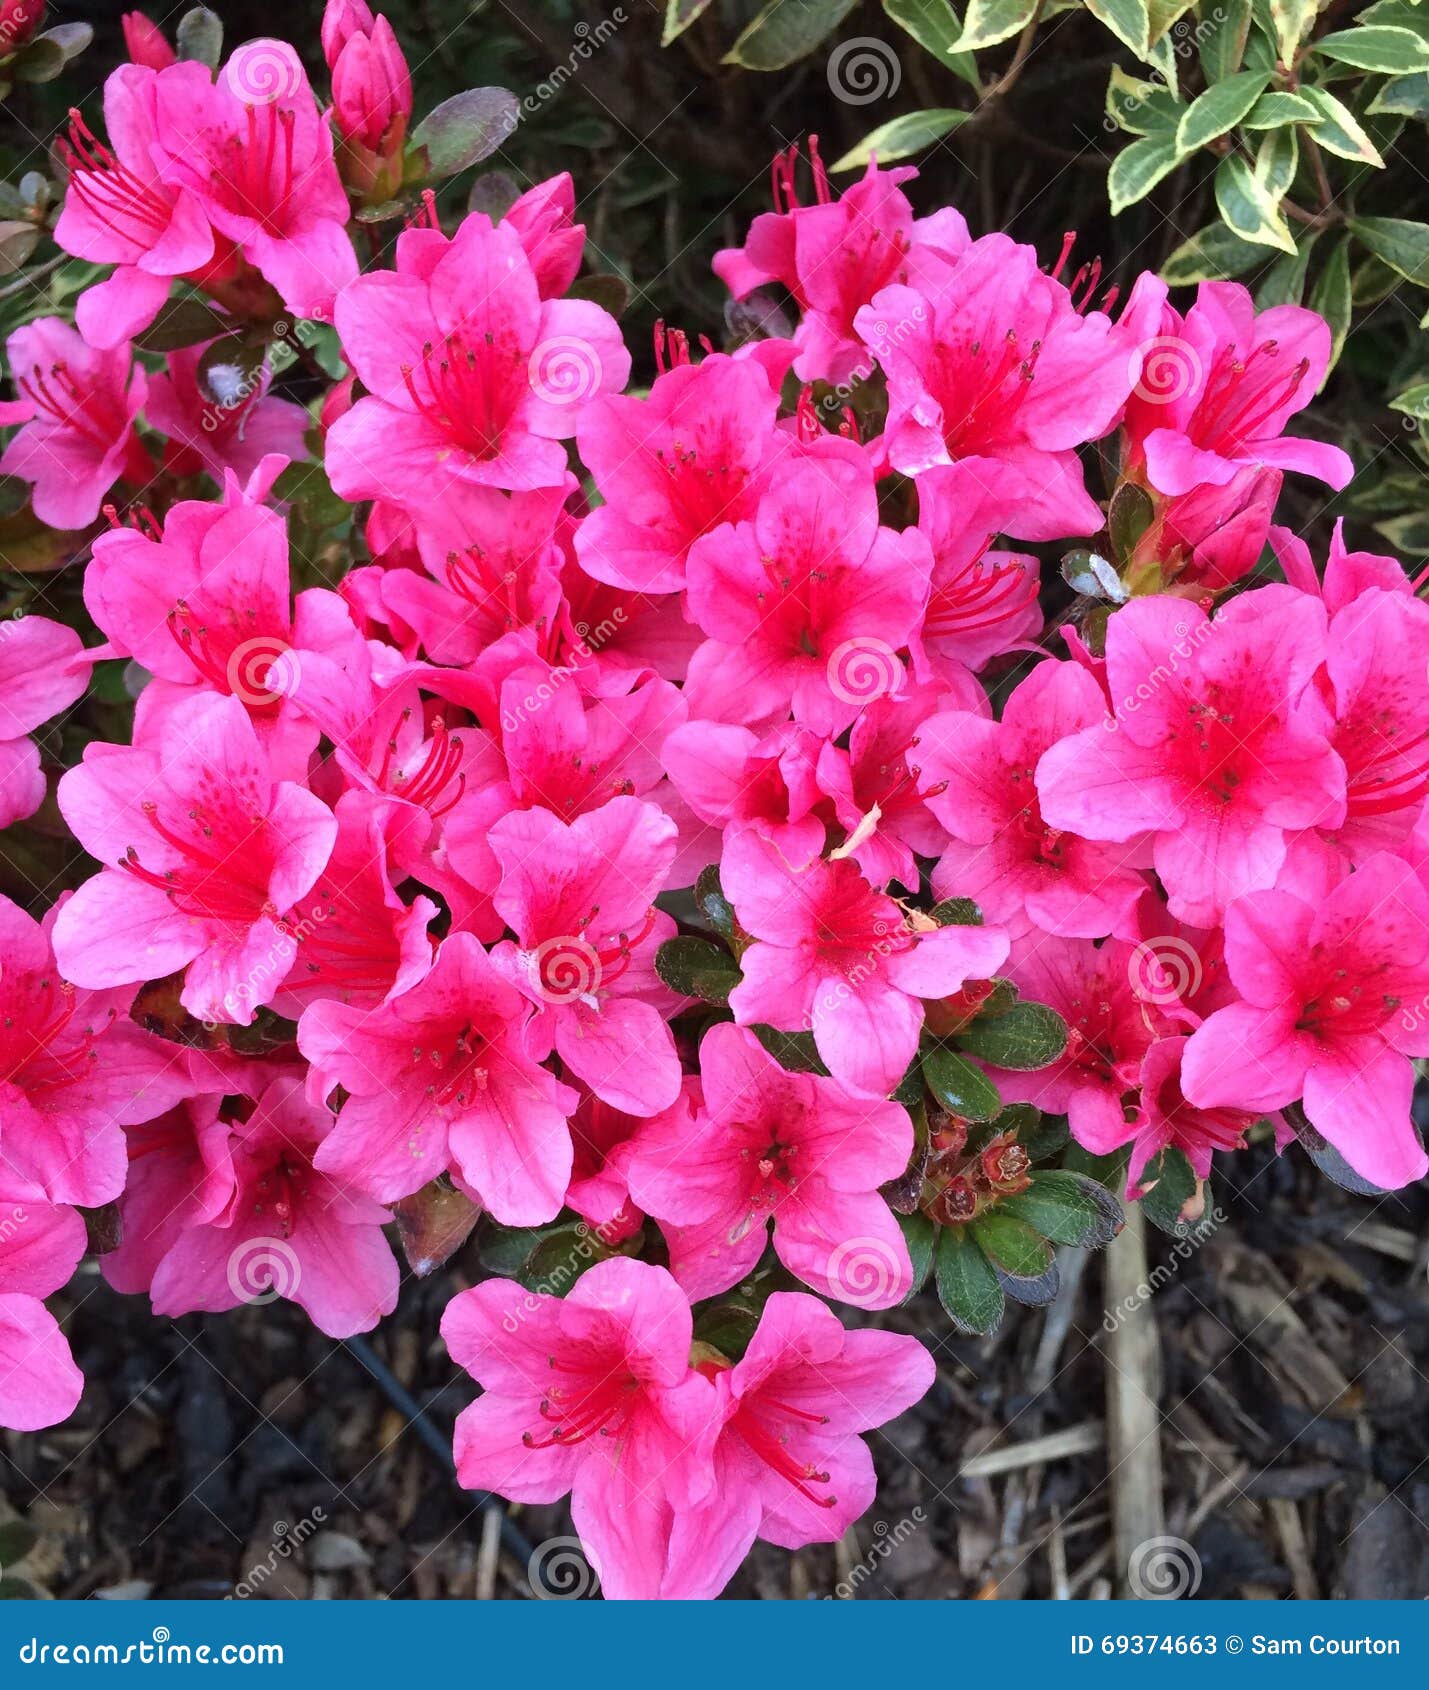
[937,329,1042,456]
[410,1023,489,1109]
[398,332,526,460]
[121,804,275,926]
[0,977,112,1095]
[206,105,301,230]
[249,1153,311,1239]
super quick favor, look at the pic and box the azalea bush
[1,0,1427,1602]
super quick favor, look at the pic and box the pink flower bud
[120,10,175,69]
[330,14,412,154]
[0,0,43,51]
[320,0,375,68]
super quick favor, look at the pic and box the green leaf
[956,0,1038,51]
[1215,153,1296,253]
[929,896,984,925]
[1200,0,1252,81]
[175,6,222,69]
[524,1226,604,1294]
[1108,131,1182,213]
[1242,89,1321,127]
[923,1045,1002,1122]
[723,0,860,68]
[1316,24,1429,73]
[1268,0,1317,62]
[750,1025,830,1076]
[1254,229,1318,307]
[1175,68,1270,154]
[900,1212,937,1300]
[1369,70,1429,119]
[934,1226,1005,1334]
[132,292,233,352]
[410,89,520,180]
[1105,65,1181,134]
[831,108,971,171]
[1348,214,1429,285]
[11,37,64,81]
[654,936,741,1005]
[1162,220,1268,283]
[0,1521,38,1568]
[1001,1169,1124,1248]
[692,1300,760,1358]
[1137,1146,1200,1235]
[1390,380,1429,420]
[972,1210,1054,1279]
[1255,122,1299,199]
[884,0,981,87]
[1108,481,1155,563]
[957,1001,1068,1070]
[1298,85,1386,165]
[1317,238,1358,383]
[1085,0,1152,58]
[693,865,738,944]
[662,0,718,46]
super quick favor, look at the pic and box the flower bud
[120,10,175,69]
[0,0,43,52]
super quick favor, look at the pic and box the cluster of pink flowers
[1,10,1422,1598]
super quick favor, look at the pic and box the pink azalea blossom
[920,660,1150,938]
[53,692,336,1025]
[0,318,149,528]
[441,1259,728,1600]
[625,1023,914,1306]
[697,1292,935,1557]
[504,173,585,299]
[299,931,577,1222]
[323,0,411,155]
[137,1071,401,1338]
[575,350,783,594]
[1182,851,1429,1190]
[1271,519,1411,613]
[0,1190,86,1431]
[857,242,1165,538]
[724,831,1009,1097]
[486,796,681,1117]
[0,614,92,828]
[327,211,627,502]
[150,40,358,320]
[1127,465,1281,594]
[1123,281,1353,495]
[662,719,829,873]
[684,451,932,737]
[52,62,215,348]
[0,896,188,1207]
[1121,1035,1269,1194]
[145,339,309,486]
[1037,588,1346,925]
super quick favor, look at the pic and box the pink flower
[575,351,782,593]
[920,660,1150,938]
[713,145,967,386]
[121,10,174,69]
[272,789,438,1015]
[145,339,309,486]
[988,932,1164,1150]
[662,719,829,872]
[910,463,1042,677]
[52,63,214,348]
[53,692,336,1025]
[0,614,91,829]
[1271,518,1411,613]
[684,451,932,737]
[0,896,188,1207]
[325,3,411,154]
[299,931,577,1222]
[486,797,682,1118]
[441,1259,726,1600]
[1036,589,1346,925]
[150,41,357,320]
[1119,1035,1268,1193]
[1123,282,1352,495]
[137,1072,400,1338]
[857,242,1164,538]
[724,831,1008,1097]
[0,1192,86,1432]
[1182,852,1429,1190]
[698,1292,934,1556]
[564,1088,656,1239]
[1127,465,1281,594]
[328,212,628,502]
[626,1023,914,1306]
[504,173,585,300]
[0,318,148,528]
